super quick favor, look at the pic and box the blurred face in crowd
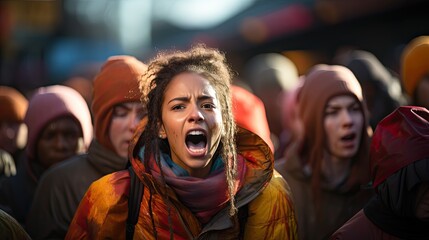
[415,182,429,221]
[0,121,26,154]
[109,102,146,158]
[159,72,223,178]
[36,116,83,168]
[415,76,429,109]
[324,95,363,161]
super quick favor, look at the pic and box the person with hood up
[330,106,429,240]
[66,45,298,239]
[0,85,92,226]
[275,64,374,240]
[336,50,408,129]
[0,86,28,177]
[401,35,429,110]
[26,55,148,239]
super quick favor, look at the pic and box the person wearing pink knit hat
[0,84,93,226]
[401,35,429,109]
[24,85,93,165]
[26,55,148,239]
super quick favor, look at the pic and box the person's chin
[118,148,129,158]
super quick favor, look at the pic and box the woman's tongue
[187,141,206,154]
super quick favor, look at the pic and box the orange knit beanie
[91,55,147,152]
[0,86,28,123]
[401,36,429,97]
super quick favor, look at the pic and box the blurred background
[1,0,428,96]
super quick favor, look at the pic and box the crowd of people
[0,35,428,240]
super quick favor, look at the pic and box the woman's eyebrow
[326,100,358,109]
[167,95,214,104]
[198,95,214,101]
[325,104,341,110]
[115,104,131,111]
[168,96,189,104]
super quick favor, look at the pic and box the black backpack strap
[238,203,249,239]
[126,166,144,240]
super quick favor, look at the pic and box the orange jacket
[66,122,298,239]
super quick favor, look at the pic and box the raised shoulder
[66,170,131,239]
[245,170,298,239]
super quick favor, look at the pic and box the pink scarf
[149,154,247,224]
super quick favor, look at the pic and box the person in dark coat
[331,106,429,240]
[25,55,148,239]
[0,85,93,226]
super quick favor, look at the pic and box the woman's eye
[202,103,215,109]
[112,108,127,117]
[351,105,361,112]
[41,132,55,141]
[172,105,185,110]
[325,110,337,116]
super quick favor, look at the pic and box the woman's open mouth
[341,133,356,142]
[186,130,207,156]
[340,132,358,149]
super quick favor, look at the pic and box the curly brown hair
[139,44,239,216]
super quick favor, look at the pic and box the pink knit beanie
[24,85,93,160]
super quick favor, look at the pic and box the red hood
[371,106,429,188]
[231,85,274,153]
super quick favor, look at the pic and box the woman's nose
[341,110,354,126]
[188,105,204,122]
[128,111,141,130]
